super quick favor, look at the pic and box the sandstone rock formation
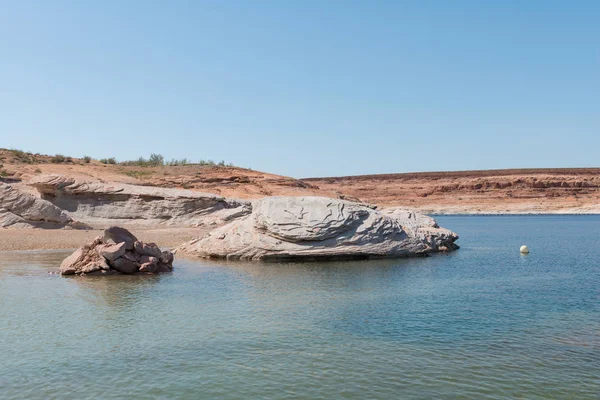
[0,182,85,228]
[60,226,174,275]
[31,175,251,227]
[176,196,459,261]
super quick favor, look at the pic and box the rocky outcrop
[31,175,251,226]
[60,226,174,275]
[0,182,86,228]
[176,196,458,261]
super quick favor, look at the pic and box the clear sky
[1,1,598,178]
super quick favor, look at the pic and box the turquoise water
[0,216,599,399]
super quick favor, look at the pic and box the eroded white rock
[177,196,459,261]
[0,182,83,228]
[30,175,251,226]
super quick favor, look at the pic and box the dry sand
[0,227,206,252]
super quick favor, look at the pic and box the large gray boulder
[0,182,85,228]
[30,175,251,227]
[176,196,459,261]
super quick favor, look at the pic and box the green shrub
[10,149,33,164]
[166,158,191,166]
[148,153,164,166]
[83,156,91,163]
[51,154,66,163]
[120,154,164,167]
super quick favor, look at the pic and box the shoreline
[0,227,206,252]
[1,212,598,252]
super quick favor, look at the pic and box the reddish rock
[139,263,158,273]
[122,251,140,263]
[160,251,174,265]
[110,257,139,274]
[104,226,138,248]
[59,227,174,276]
[97,242,127,261]
[139,255,159,265]
[134,241,162,258]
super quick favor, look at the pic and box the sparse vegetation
[120,153,164,167]
[148,153,164,166]
[10,149,34,164]
[121,169,154,179]
[165,158,191,166]
[1,149,237,169]
[0,169,8,177]
[118,154,235,167]
[51,154,66,164]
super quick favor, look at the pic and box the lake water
[0,216,599,399]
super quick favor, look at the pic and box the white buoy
[520,245,529,254]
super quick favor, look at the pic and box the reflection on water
[0,216,599,399]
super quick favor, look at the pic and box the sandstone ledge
[31,174,251,227]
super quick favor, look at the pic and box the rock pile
[176,196,459,261]
[60,226,174,275]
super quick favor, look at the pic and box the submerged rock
[60,226,174,275]
[176,196,459,261]
[0,182,87,229]
[30,174,251,227]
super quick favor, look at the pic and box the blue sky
[1,1,598,177]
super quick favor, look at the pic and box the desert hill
[1,149,598,213]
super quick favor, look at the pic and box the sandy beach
[0,227,205,252]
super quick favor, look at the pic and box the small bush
[34,168,42,173]
[218,160,225,166]
[148,153,164,166]
[0,169,8,177]
[100,157,117,164]
[83,156,91,163]
[51,154,66,163]
[166,158,191,166]
[120,154,164,167]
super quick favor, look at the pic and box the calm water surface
[0,216,599,399]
